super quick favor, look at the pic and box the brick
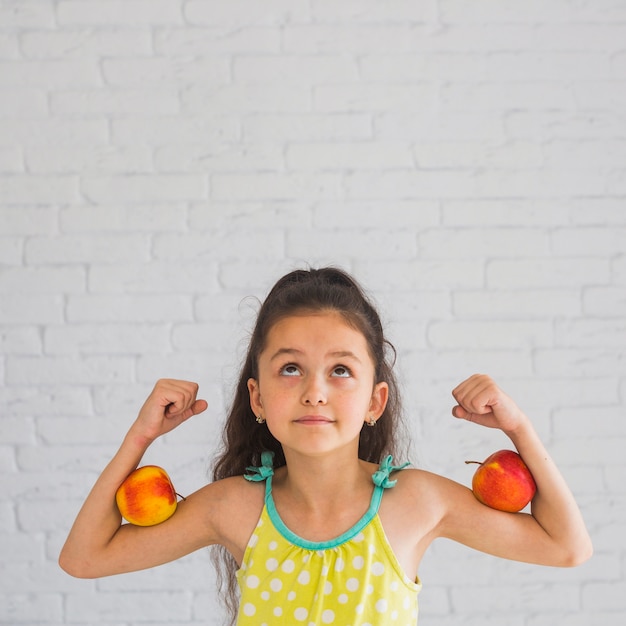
[552,227,626,256]
[287,228,417,260]
[571,200,626,225]
[44,323,172,355]
[66,591,192,622]
[0,208,57,235]
[182,84,310,115]
[0,593,62,623]
[0,146,22,172]
[57,1,184,26]
[454,289,582,318]
[89,261,219,294]
[155,142,285,172]
[111,116,239,144]
[376,111,504,141]
[234,55,358,85]
[66,294,193,323]
[440,0,626,23]
[0,60,100,88]
[60,206,187,233]
[0,418,36,445]
[1,119,108,146]
[51,89,179,115]
[429,320,553,349]
[555,318,626,348]
[136,353,224,386]
[152,230,284,261]
[283,24,414,53]
[0,386,92,417]
[312,0,435,22]
[102,57,230,87]
[0,88,47,116]
[0,295,64,324]
[154,26,281,55]
[0,1,55,28]
[286,141,413,170]
[25,235,150,265]
[212,172,342,201]
[583,581,626,611]
[0,237,23,265]
[505,110,623,141]
[21,29,153,58]
[315,83,436,112]
[443,202,571,226]
[404,349,533,380]
[343,170,476,199]
[243,113,372,141]
[357,259,486,291]
[185,0,310,25]
[487,258,610,288]
[0,175,80,204]
[441,82,574,111]
[583,286,626,316]
[81,174,208,203]
[0,445,16,471]
[420,228,549,259]
[314,201,439,228]
[553,406,625,437]
[36,417,127,446]
[535,348,626,377]
[6,355,134,385]
[0,266,85,293]
[0,327,42,354]
[415,140,543,168]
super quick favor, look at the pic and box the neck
[276,448,375,511]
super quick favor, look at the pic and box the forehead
[264,311,370,355]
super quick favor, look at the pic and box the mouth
[294,415,334,425]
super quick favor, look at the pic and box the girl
[60,267,592,625]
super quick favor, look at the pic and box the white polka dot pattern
[236,511,421,625]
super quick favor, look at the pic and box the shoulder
[189,475,266,561]
[381,467,474,529]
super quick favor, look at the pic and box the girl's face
[247,311,388,459]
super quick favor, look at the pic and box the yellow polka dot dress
[237,453,421,625]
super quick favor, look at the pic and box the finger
[191,399,208,416]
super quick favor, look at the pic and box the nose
[301,374,327,406]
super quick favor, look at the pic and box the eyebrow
[269,348,362,363]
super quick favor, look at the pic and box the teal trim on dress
[243,451,411,551]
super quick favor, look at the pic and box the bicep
[70,483,225,579]
[431,474,562,566]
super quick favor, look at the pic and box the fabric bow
[372,455,411,488]
[244,450,275,482]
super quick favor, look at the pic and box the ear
[247,378,263,416]
[368,381,389,420]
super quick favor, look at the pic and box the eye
[280,363,301,377]
[331,365,352,378]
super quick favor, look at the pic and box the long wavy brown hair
[210,266,409,624]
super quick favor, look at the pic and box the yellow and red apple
[466,449,537,512]
[115,465,180,526]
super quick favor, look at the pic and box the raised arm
[58,379,211,578]
[437,374,592,567]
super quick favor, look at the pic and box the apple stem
[176,492,187,501]
[465,461,481,465]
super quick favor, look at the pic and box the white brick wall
[1,0,624,624]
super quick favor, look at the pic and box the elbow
[559,537,593,568]
[58,549,98,579]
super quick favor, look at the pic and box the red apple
[115,465,180,526]
[466,449,537,513]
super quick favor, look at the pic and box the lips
[294,415,334,425]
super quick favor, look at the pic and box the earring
[256,414,265,424]
[367,416,377,427]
